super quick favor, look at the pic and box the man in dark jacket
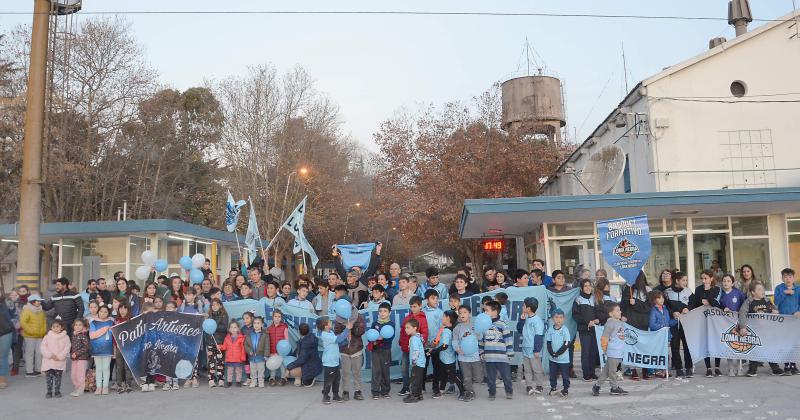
[286,323,322,386]
[41,277,83,336]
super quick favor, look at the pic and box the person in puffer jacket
[620,272,651,380]
[665,272,694,378]
[21,295,47,376]
[334,302,366,401]
[218,321,247,387]
[286,323,322,386]
[42,278,83,336]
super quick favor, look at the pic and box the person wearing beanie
[20,294,47,377]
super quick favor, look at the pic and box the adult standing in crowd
[737,264,757,298]
[42,278,83,336]
[0,289,15,389]
[333,242,383,286]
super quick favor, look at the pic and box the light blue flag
[595,324,669,369]
[281,196,319,268]
[225,190,247,233]
[244,198,261,264]
[337,243,376,271]
[597,215,652,285]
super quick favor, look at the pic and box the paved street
[3,367,799,420]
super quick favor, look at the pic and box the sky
[0,1,795,152]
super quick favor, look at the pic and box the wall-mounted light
[1,239,19,243]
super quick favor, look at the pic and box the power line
[0,9,789,22]
[655,97,800,103]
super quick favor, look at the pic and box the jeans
[12,332,22,370]
[485,362,513,396]
[340,352,362,392]
[93,356,112,389]
[23,337,42,374]
[400,351,410,389]
[549,360,570,391]
[322,366,341,397]
[579,331,598,379]
[0,332,13,377]
[371,347,391,396]
[521,354,544,388]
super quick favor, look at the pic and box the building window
[693,232,730,280]
[622,154,631,193]
[547,222,595,238]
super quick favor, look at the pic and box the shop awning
[459,187,800,239]
[0,219,249,245]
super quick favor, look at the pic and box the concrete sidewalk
[3,367,799,420]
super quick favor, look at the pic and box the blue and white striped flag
[225,191,247,233]
[245,198,261,264]
[281,196,319,268]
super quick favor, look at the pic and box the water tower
[501,74,566,146]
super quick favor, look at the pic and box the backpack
[84,368,96,392]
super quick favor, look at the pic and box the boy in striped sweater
[479,300,514,400]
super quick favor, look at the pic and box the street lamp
[280,167,310,222]
[342,202,363,243]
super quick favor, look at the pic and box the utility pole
[16,0,51,291]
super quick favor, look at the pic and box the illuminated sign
[483,239,504,251]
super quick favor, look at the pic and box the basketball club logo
[613,239,639,259]
[623,328,639,345]
[720,325,762,354]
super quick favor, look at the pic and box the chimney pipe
[709,37,727,49]
[728,0,753,37]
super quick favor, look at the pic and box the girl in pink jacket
[40,320,71,398]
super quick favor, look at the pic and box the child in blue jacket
[648,290,677,378]
[317,316,351,404]
[774,268,800,373]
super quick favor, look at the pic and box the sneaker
[714,368,723,377]
[269,379,277,387]
[249,380,256,388]
[102,387,109,395]
[279,378,287,386]
[505,393,513,400]
[705,369,713,378]
[534,386,543,395]
[583,377,594,382]
[54,392,62,398]
[610,387,629,396]
[548,388,558,396]
[25,372,38,378]
[402,396,420,403]
[526,386,534,396]
[559,390,568,398]
[372,394,380,400]
[675,369,685,378]
[342,391,350,401]
[354,391,364,400]
[771,368,785,376]
[488,394,496,401]
[432,391,442,399]
[71,390,82,397]
[303,378,316,387]
[746,368,758,377]
[322,395,331,405]
[209,380,216,388]
[686,369,694,378]
[398,388,410,397]
[333,395,344,403]
[294,377,302,387]
[45,392,52,399]
[243,379,250,386]
[162,383,171,391]
[382,394,391,399]
[782,369,793,376]
[791,366,800,375]
[191,378,199,388]
[445,384,455,394]
[171,383,179,390]
[117,386,126,394]
[457,393,465,401]
[218,379,225,387]
[465,391,475,402]
[592,385,600,396]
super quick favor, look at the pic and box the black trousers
[671,327,692,370]
[440,362,465,394]
[410,365,426,398]
[322,366,340,397]
[579,330,599,379]
[371,348,391,396]
[428,351,444,390]
[704,357,721,369]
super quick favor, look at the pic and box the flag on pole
[281,196,319,268]
[244,198,261,264]
[225,191,247,233]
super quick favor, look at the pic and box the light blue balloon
[189,268,204,284]
[380,325,394,340]
[282,355,297,368]
[154,259,168,273]
[474,313,492,334]
[365,328,380,342]
[202,319,217,335]
[333,299,352,319]
[179,256,193,270]
[460,335,479,355]
[277,339,292,356]
[175,360,193,379]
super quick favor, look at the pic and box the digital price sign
[482,239,504,251]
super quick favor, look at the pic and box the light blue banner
[597,215,652,285]
[594,324,669,369]
[337,243,376,271]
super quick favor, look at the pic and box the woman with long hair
[737,264,756,297]
[621,271,652,380]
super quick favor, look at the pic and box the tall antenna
[621,41,629,93]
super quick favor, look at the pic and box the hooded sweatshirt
[40,329,71,371]
[399,310,428,353]
[20,302,47,338]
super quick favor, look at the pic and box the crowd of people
[1,246,799,404]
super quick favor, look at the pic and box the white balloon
[140,250,157,266]
[135,265,150,281]
[265,354,283,371]
[191,253,205,269]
